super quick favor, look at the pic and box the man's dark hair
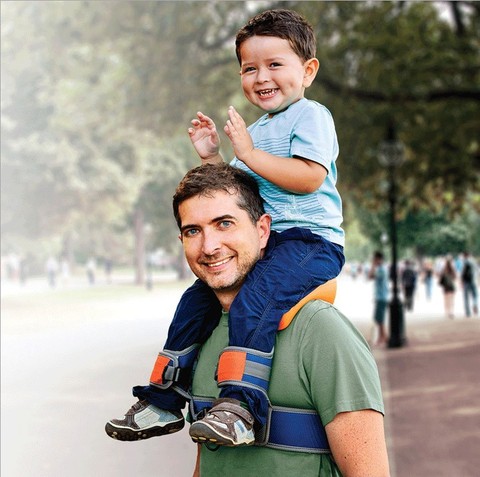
[235,9,316,64]
[173,163,265,228]
[374,251,384,261]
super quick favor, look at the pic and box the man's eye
[184,228,199,237]
[219,220,233,229]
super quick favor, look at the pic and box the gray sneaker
[189,398,255,447]
[105,400,184,441]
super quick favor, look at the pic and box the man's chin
[206,275,243,293]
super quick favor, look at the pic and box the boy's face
[238,35,318,115]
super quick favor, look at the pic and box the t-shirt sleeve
[290,103,338,174]
[299,301,385,427]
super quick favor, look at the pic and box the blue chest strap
[191,398,330,454]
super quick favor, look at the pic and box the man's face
[178,190,270,305]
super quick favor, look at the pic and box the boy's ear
[303,58,320,88]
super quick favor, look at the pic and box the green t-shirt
[191,300,384,477]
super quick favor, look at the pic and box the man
[461,252,478,318]
[401,260,417,312]
[369,251,389,346]
[174,163,389,476]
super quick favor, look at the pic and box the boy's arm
[225,106,327,194]
[188,111,224,164]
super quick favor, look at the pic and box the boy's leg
[189,228,344,445]
[134,279,222,409]
[107,279,222,441]
[225,229,343,421]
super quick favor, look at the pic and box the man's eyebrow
[180,215,237,233]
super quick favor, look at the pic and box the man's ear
[257,214,272,249]
[178,233,183,243]
[303,58,320,88]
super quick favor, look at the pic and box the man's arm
[326,409,390,477]
[192,444,201,477]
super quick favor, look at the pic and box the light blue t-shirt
[375,264,390,302]
[231,98,344,246]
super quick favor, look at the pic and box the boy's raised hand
[224,106,254,163]
[188,112,221,162]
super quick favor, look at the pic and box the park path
[2,272,477,476]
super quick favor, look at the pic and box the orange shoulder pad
[278,279,337,331]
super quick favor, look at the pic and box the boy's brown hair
[235,9,317,64]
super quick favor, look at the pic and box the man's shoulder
[281,300,345,336]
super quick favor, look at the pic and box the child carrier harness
[150,279,337,453]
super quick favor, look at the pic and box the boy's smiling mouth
[257,88,279,98]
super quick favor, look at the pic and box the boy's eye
[241,66,256,74]
[269,62,281,68]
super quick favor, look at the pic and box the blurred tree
[300,0,479,211]
[1,1,479,281]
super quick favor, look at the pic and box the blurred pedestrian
[368,251,389,345]
[46,256,59,288]
[439,256,457,319]
[19,256,28,285]
[461,252,478,318]
[6,253,20,281]
[104,258,113,284]
[401,260,417,312]
[60,257,71,286]
[86,257,96,285]
[422,260,434,301]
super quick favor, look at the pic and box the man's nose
[202,230,222,255]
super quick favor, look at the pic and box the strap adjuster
[216,346,273,395]
[150,345,199,389]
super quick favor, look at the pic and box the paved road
[1,273,474,476]
[2,281,196,477]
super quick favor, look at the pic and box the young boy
[106,9,344,447]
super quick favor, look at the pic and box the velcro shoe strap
[150,345,199,389]
[209,398,254,426]
[216,347,273,394]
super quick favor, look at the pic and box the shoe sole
[189,421,254,447]
[105,419,184,441]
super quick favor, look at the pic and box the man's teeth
[207,258,230,267]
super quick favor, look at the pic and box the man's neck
[215,291,237,313]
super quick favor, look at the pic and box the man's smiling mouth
[205,257,232,268]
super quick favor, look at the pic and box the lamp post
[378,123,406,348]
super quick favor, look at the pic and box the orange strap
[217,350,247,383]
[149,354,171,385]
[216,281,336,384]
[278,279,336,331]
